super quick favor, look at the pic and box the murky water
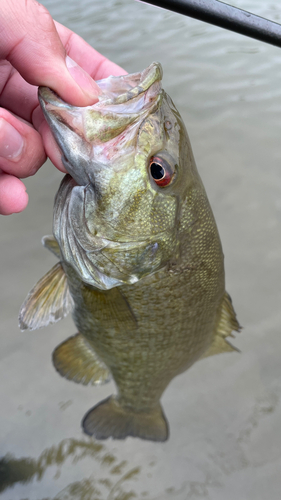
[1,0,281,498]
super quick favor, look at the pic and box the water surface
[1,0,281,498]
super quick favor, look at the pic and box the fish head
[39,63,197,290]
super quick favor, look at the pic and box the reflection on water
[0,438,141,499]
[1,0,281,498]
[1,434,224,499]
[0,456,38,493]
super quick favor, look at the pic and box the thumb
[0,0,100,106]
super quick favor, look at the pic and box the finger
[31,27,127,174]
[54,21,127,79]
[0,16,127,124]
[0,0,100,106]
[0,108,46,178]
[0,172,28,215]
[0,60,38,124]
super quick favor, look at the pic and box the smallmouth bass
[19,63,241,442]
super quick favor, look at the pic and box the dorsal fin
[42,235,61,259]
[200,292,241,359]
[216,291,241,339]
[19,263,73,331]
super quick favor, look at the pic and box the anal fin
[82,396,169,442]
[53,333,111,386]
[201,291,242,359]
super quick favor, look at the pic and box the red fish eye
[149,156,174,187]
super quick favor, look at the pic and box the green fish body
[19,63,240,441]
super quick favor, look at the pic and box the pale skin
[0,0,125,215]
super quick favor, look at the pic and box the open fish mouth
[38,62,163,187]
[39,62,162,108]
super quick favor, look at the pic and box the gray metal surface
[143,0,281,48]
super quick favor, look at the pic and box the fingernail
[66,56,101,100]
[0,119,24,160]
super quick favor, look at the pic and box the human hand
[0,0,125,215]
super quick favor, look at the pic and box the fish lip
[38,61,163,109]
[98,61,163,105]
[38,87,71,108]
[38,62,164,187]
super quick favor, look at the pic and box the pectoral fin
[82,287,138,330]
[201,291,241,359]
[52,333,111,385]
[19,262,73,331]
[42,235,61,259]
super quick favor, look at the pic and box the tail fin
[82,396,169,442]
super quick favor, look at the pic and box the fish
[19,62,241,442]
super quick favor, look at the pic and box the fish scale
[19,63,241,442]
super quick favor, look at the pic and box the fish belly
[67,263,223,409]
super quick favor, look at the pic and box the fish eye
[149,155,175,187]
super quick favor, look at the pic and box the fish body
[19,63,240,441]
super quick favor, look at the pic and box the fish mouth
[38,87,68,108]
[38,62,163,107]
[38,62,163,186]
